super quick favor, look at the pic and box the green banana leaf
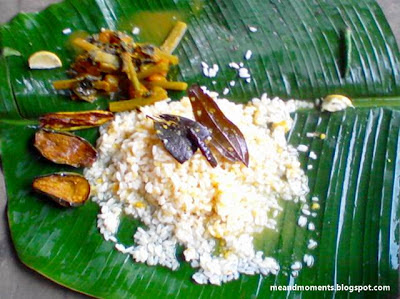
[0,0,399,297]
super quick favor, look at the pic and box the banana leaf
[0,0,399,297]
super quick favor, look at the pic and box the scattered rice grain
[307,239,318,250]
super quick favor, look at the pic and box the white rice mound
[84,92,310,285]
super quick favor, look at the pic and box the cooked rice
[84,92,310,285]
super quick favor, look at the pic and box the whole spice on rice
[188,84,249,166]
[53,23,188,111]
[34,129,97,167]
[187,126,218,167]
[150,114,216,166]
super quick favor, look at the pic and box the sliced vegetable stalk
[109,86,167,112]
[53,79,80,90]
[161,21,188,54]
[187,84,249,166]
[121,52,144,97]
[147,80,188,91]
[151,114,216,167]
[39,110,114,131]
[137,62,169,79]
[32,173,90,207]
[34,129,97,167]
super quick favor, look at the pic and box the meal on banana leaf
[30,23,324,285]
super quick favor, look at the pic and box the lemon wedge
[28,51,62,69]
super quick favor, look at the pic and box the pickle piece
[34,129,97,167]
[39,110,114,131]
[32,173,90,207]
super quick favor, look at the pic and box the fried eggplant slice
[32,173,90,207]
[34,129,97,167]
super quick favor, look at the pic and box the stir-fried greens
[53,23,188,112]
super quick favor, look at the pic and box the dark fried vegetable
[39,110,114,131]
[188,84,249,167]
[34,129,97,167]
[72,77,98,102]
[73,37,120,70]
[32,173,90,207]
[53,76,101,102]
[71,54,102,76]
[151,114,216,166]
